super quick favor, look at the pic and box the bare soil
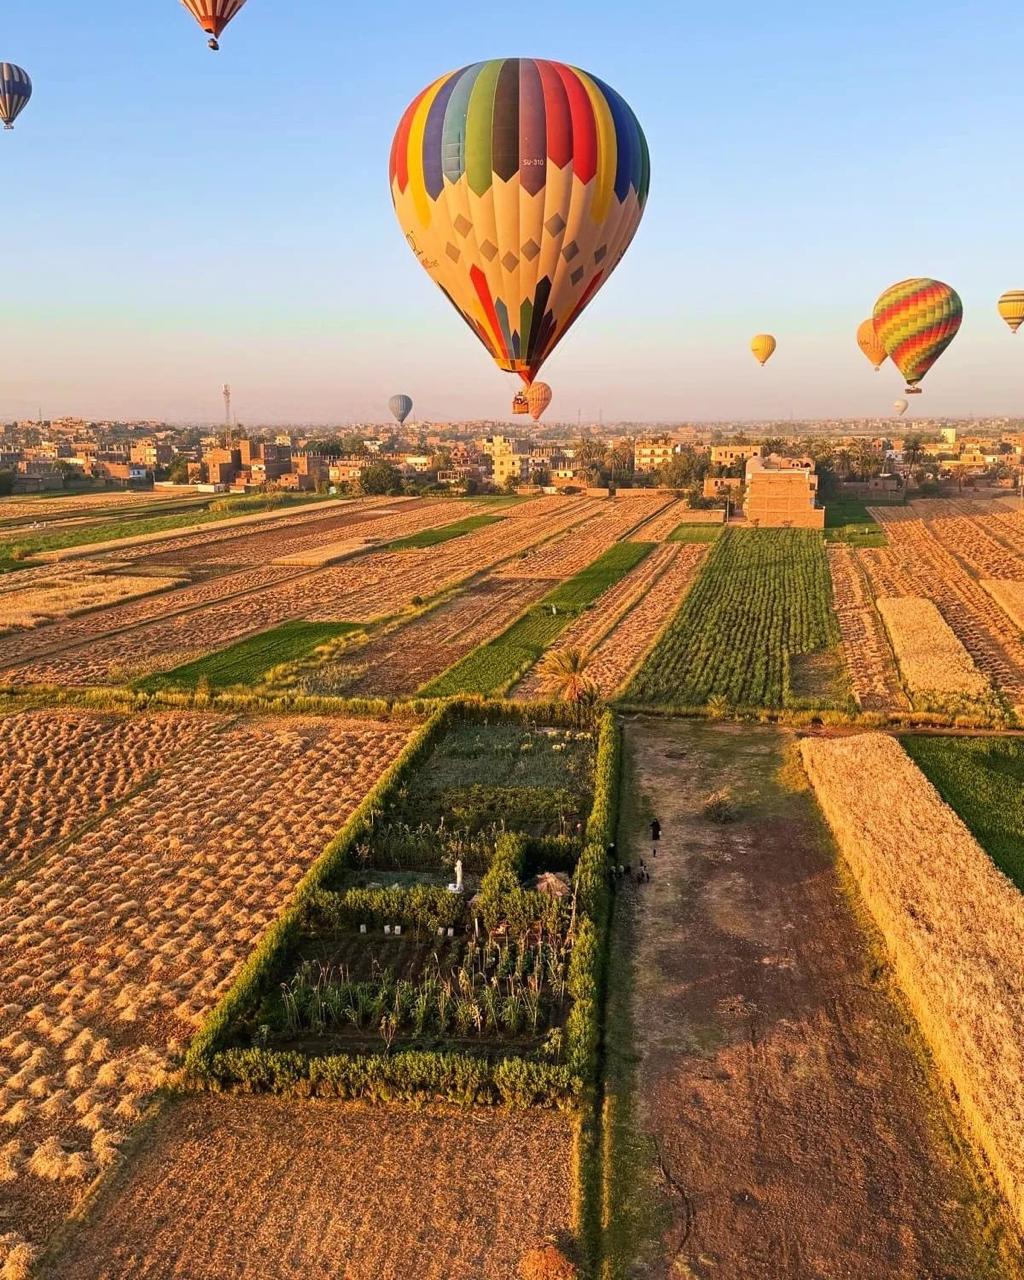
[44,1095,575,1280]
[606,716,1010,1279]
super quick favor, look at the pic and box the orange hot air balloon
[857,319,887,371]
[180,0,248,51]
[998,291,1024,334]
[751,334,776,366]
[527,383,552,422]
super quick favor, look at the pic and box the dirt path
[603,716,1009,1279]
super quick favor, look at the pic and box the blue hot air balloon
[389,394,413,426]
[0,64,32,130]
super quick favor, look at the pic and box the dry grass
[800,732,1024,1234]
[43,1096,574,1280]
[0,711,413,1255]
[981,579,1024,631]
[876,597,989,700]
[0,569,184,633]
[827,545,908,711]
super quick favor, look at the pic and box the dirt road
[604,717,1010,1279]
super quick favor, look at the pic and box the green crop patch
[667,523,724,544]
[542,541,654,609]
[902,735,1024,891]
[138,620,361,691]
[387,513,505,550]
[626,527,843,710]
[823,500,888,548]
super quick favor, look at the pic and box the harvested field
[605,718,1011,1278]
[0,709,219,869]
[495,494,668,581]
[630,498,693,541]
[0,712,413,1254]
[0,566,185,632]
[0,492,190,523]
[828,545,908,711]
[982,578,1024,631]
[876,596,990,702]
[800,732,1024,1238]
[43,1095,574,1280]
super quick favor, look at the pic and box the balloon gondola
[512,391,530,415]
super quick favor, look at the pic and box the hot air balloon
[857,319,887,371]
[893,399,909,417]
[751,334,776,366]
[180,0,248,51]
[0,64,32,131]
[389,59,650,388]
[998,291,1024,334]
[527,382,553,422]
[872,278,962,394]
[388,394,413,426]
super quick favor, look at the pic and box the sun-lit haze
[3,0,1024,423]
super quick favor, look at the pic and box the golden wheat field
[799,732,1024,1236]
[876,596,990,702]
[0,567,185,632]
[0,710,414,1259]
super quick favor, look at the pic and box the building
[743,456,823,529]
[703,475,743,500]
[710,443,764,468]
[130,439,174,469]
[634,436,676,474]
[481,435,526,487]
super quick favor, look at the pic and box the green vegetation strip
[421,542,655,697]
[626,528,841,710]
[823,499,887,548]
[387,513,505,549]
[902,735,1024,892]
[137,621,361,691]
[666,523,723,544]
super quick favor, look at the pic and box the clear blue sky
[3,1,1023,425]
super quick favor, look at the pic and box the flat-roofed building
[743,456,823,528]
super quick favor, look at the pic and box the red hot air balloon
[180,0,248,51]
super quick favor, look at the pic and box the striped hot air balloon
[872,278,962,394]
[751,334,776,366]
[856,318,887,371]
[998,291,1024,334]
[0,64,32,131]
[527,382,553,422]
[180,0,248,50]
[388,394,413,425]
[390,59,650,387]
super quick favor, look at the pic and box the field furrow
[828,544,908,711]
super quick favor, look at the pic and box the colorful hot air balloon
[527,382,552,422]
[872,278,962,394]
[998,291,1024,334]
[180,0,248,50]
[751,334,776,366]
[893,399,909,417]
[0,64,32,131]
[388,394,413,426]
[389,59,650,387]
[857,318,887,371]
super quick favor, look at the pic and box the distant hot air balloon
[751,334,776,367]
[893,399,909,417]
[388,394,413,426]
[527,383,552,422]
[857,319,887,371]
[389,59,650,388]
[0,64,32,130]
[872,278,962,394]
[998,291,1024,334]
[180,0,248,50]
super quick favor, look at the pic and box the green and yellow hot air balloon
[998,291,1024,334]
[751,334,776,366]
[872,278,962,394]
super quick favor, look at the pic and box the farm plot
[876,597,991,709]
[801,733,1024,1237]
[628,498,694,541]
[43,1095,574,1280]
[495,494,668,581]
[828,545,909,711]
[0,564,185,633]
[0,711,414,1256]
[0,709,221,870]
[0,491,192,523]
[626,528,844,709]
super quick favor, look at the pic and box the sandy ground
[44,1096,575,1280]
[607,716,1011,1279]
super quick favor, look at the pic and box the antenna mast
[223,384,232,431]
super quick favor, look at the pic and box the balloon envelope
[527,382,553,422]
[856,319,887,371]
[872,278,962,392]
[389,59,650,385]
[0,64,31,130]
[751,334,776,366]
[388,394,413,425]
[180,0,248,41]
[893,399,909,416]
[998,291,1024,334]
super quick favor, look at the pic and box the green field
[625,528,843,709]
[667,523,724,544]
[138,620,360,691]
[902,735,1024,891]
[823,500,888,548]
[387,513,505,550]
[421,542,655,697]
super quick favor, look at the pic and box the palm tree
[536,647,598,704]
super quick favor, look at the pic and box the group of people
[607,817,661,890]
